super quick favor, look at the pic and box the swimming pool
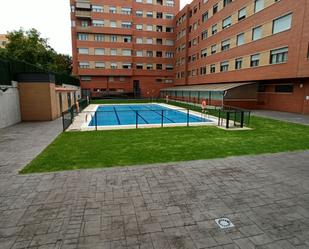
[88,104,213,127]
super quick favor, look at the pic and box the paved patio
[0,121,309,249]
[252,110,309,125]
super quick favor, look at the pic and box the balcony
[76,0,91,9]
[75,10,91,19]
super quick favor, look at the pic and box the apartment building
[167,0,309,114]
[70,0,179,98]
[0,34,8,48]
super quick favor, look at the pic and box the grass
[21,107,309,173]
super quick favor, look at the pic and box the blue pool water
[89,104,212,126]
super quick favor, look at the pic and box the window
[136,10,143,17]
[110,21,117,28]
[122,63,132,69]
[79,62,89,68]
[165,52,174,58]
[156,64,162,70]
[119,77,125,82]
[136,0,142,2]
[202,11,208,22]
[147,25,153,31]
[238,7,246,21]
[136,64,143,69]
[212,24,217,35]
[156,51,162,57]
[110,35,117,42]
[211,45,217,54]
[222,16,232,29]
[147,0,153,3]
[146,64,153,70]
[110,63,118,69]
[122,22,132,28]
[275,84,293,93]
[236,33,245,46]
[92,5,103,12]
[92,20,104,27]
[166,27,173,32]
[80,76,91,81]
[147,12,153,18]
[273,14,292,34]
[78,48,89,54]
[252,26,262,41]
[166,39,174,46]
[122,49,131,56]
[146,51,153,57]
[223,0,232,7]
[136,38,143,44]
[136,51,143,57]
[210,64,216,73]
[213,4,218,14]
[136,24,143,30]
[121,7,131,15]
[146,38,153,44]
[250,54,260,67]
[254,0,264,13]
[77,33,88,41]
[235,58,242,70]
[166,0,174,6]
[95,62,105,69]
[108,76,114,82]
[165,14,174,19]
[270,47,288,64]
[94,34,104,41]
[220,61,229,72]
[123,36,132,43]
[81,20,89,27]
[201,49,207,58]
[201,30,208,40]
[200,66,206,75]
[94,48,104,55]
[166,65,174,70]
[109,6,116,13]
[157,38,163,45]
[110,49,117,56]
[221,39,230,51]
[157,12,163,19]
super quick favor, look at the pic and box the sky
[0,0,190,55]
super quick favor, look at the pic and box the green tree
[0,28,72,74]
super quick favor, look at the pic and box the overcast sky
[0,0,190,56]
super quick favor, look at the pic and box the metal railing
[78,108,212,131]
[218,106,251,128]
[62,99,89,131]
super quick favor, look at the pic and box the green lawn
[21,109,309,173]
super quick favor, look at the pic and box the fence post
[95,111,98,131]
[240,111,244,128]
[161,110,164,128]
[218,110,221,126]
[226,112,230,129]
[62,112,65,132]
[136,111,138,129]
[187,109,189,127]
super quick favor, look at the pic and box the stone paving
[0,121,309,249]
[252,110,309,125]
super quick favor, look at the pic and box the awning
[161,82,255,92]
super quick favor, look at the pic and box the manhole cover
[215,218,234,229]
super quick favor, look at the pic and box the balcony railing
[75,10,91,18]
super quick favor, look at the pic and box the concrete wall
[0,82,21,128]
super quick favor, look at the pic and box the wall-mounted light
[300,84,303,88]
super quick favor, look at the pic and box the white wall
[0,82,21,128]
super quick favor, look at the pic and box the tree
[0,28,72,75]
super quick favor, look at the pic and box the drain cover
[215,218,234,229]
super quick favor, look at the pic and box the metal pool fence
[82,108,212,130]
[218,106,251,128]
[62,99,89,131]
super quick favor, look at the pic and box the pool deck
[0,120,309,249]
[68,103,218,131]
